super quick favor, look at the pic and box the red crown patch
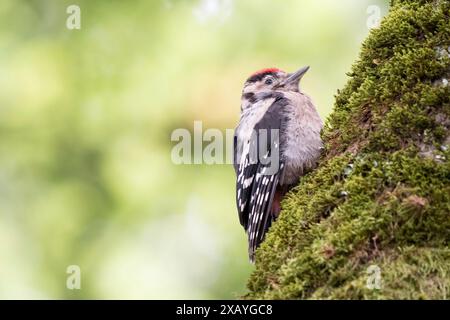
[250,68,281,77]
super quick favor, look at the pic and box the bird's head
[241,66,310,109]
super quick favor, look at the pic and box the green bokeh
[0,0,388,299]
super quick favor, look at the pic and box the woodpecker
[233,66,323,262]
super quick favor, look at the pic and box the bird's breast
[280,92,323,185]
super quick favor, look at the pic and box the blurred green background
[0,0,388,299]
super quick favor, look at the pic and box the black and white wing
[234,97,288,262]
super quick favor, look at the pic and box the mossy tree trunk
[246,0,450,299]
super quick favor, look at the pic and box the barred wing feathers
[234,97,288,262]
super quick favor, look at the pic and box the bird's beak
[279,66,310,88]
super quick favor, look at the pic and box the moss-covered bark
[246,0,450,299]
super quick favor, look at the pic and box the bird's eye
[265,78,274,85]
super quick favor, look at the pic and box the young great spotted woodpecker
[233,66,323,262]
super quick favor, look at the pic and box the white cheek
[243,84,256,94]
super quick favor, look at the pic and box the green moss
[245,0,450,299]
